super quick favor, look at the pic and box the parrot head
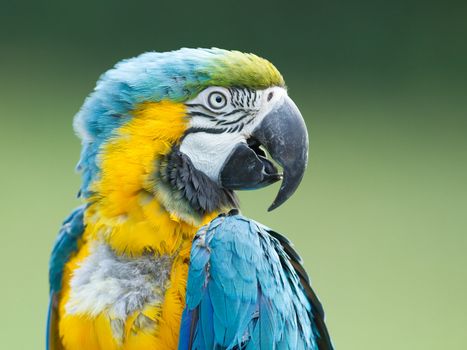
[75,48,308,224]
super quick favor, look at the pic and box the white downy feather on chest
[65,241,172,321]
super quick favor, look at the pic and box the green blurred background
[1,0,466,349]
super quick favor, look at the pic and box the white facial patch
[180,86,288,183]
[180,132,244,181]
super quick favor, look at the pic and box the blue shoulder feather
[179,211,334,350]
[46,206,86,350]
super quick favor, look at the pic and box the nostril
[267,92,274,102]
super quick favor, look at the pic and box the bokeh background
[1,0,466,349]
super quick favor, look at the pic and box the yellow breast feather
[58,101,216,349]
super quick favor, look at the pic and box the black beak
[220,95,309,211]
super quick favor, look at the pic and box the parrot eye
[207,91,227,110]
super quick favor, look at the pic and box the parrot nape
[47,48,334,350]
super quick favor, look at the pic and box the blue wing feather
[179,212,334,350]
[46,206,86,350]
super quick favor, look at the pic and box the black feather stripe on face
[157,147,239,216]
[186,87,260,135]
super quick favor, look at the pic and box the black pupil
[215,95,223,103]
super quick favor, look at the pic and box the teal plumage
[179,211,333,350]
[47,209,333,350]
[47,206,85,349]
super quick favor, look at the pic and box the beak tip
[267,198,283,212]
[267,204,277,212]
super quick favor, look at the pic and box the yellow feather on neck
[85,100,215,256]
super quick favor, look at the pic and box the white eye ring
[207,91,227,110]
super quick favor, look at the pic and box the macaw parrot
[47,48,334,350]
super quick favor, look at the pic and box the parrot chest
[60,240,180,349]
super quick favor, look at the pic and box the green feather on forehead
[205,50,285,89]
